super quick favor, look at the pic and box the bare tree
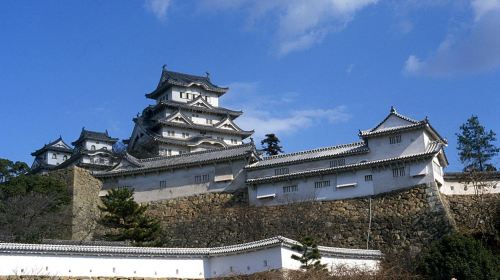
[0,193,72,242]
[458,171,499,236]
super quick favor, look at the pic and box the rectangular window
[206,119,213,125]
[167,130,175,136]
[330,158,346,168]
[192,114,199,118]
[160,180,167,188]
[195,174,210,183]
[283,185,298,193]
[314,180,331,188]
[274,167,289,176]
[364,175,373,181]
[392,167,406,177]
[182,132,190,138]
[231,139,238,144]
[217,136,224,141]
[52,153,57,159]
[389,135,402,144]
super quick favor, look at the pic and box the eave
[246,151,440,185]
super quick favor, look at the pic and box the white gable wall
[375,115,414,130]
[365,129,426,161]
[45,151,72,166]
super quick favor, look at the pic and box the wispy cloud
[145,0,172,21]
[239,107,350,139]
[223,82,350,140]
[404,0,500,77]
[198,0,378,56]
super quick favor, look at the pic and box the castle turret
[127,66,254,158]
[31,137,73,173]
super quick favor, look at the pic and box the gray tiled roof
[72,128,118,146]
[247,142,369,170]
[95,143,257,177]
[444,171,500,181]
[146,69,229,99]
[359,120,448,144]
[145,101,243,118]
[156,118,254,138]
[31,137,73,156]
[247,143,445,184]
[369,106,420,132]
[359,122,426,137]
[0,236,383,259]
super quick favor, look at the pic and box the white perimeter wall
[440,179,500,195]
[0,246,380,279]
[281,247,379,272]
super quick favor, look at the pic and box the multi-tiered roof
[127,67,254,158]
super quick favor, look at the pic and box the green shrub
[418,233,499,280]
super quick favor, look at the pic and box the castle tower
[127,66,254,158]
[31,137,73,173]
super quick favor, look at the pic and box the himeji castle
[32,67,457,205]
[126,66,254,158]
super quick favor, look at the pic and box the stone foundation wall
[49,167,102,241]
[57,168,498,262]
[443,193,500,237]
[147,183,454,261]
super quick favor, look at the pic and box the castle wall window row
[195,174,210,183]
[314,180,331,188]
[392,167,406,177]
[283,185,298,193]
[389,135,402,144]
[330,158,346,168]
[274,167,289,176]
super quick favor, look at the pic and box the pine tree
[99,188,159,245]
[291,236,327,271]
[261,133,284,156]
[456,115,499,171]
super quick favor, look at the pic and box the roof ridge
[138,143,254,163]
[248,150,442,184]
[369,108,421,132]
[361,122,426,135]
[165,70,209,81]
[262,141,366,160]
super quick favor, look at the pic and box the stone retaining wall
[49,167,102,241]
[147,183,454,261]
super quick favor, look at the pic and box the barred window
[314,180,331,188]
[283,185,298,193]
[330,158,346,168]
[365,175,373,181]
[168,130,176,136]
[195,174,210,183]
[392,167,406,177]
[160,180,167,188]
[389,135,402,144]
[274,167,289,176]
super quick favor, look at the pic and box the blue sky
[1,0,499,171]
